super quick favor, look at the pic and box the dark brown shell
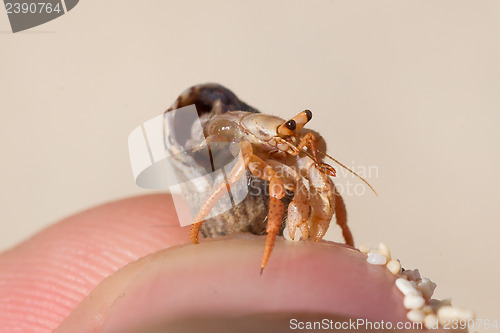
[166,83,292,238]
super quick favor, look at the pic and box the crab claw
[318,163,336,177]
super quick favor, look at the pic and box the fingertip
[56,237,409,333]
[0,194,189,332]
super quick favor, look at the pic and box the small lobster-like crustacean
[166,84,375,273]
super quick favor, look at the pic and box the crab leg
[289,132,337,177]
[190,140,286,272]
[292,133,353,245]
[190,140,252,243]
[300,157,354,246]
[246,156,286,273]
[266,159,311,241]
[295,132,319,160]
[302,156,336,241]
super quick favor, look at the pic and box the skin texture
[54,236,409,332]
[0,194,190,332]
[0,194,460,332]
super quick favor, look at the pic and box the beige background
[1,0,498,329]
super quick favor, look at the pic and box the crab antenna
[317,150,378,196]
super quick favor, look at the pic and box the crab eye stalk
[278,119,296,136]
[277,110,313,136]
[293,109,313,130]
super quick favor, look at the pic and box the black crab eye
[305,109,312,121]
[285,120,296,131]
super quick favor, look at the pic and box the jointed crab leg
[266,159,311,241]
[288,132,353,244]
[295,132,320,161]
[246,154,286,273]
[288,132,337,177]
[190,141,250,244]
[190,140,287,273]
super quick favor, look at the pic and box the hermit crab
[165,84,375,272]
